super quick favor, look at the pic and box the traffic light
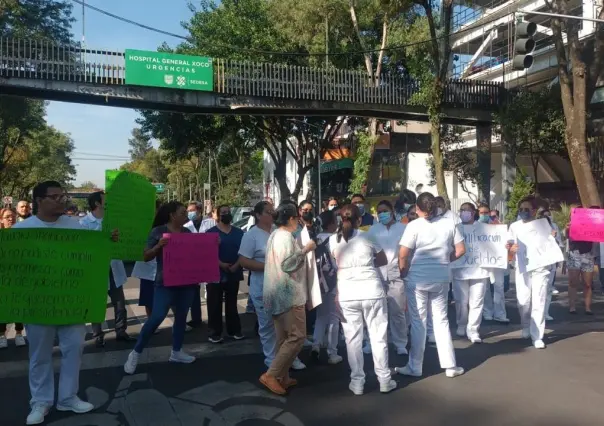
[512,21,537,71]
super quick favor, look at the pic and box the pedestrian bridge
[0,38,504,123]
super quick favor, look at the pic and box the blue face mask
[356,203,365,216]
[518,211,532,221]
[378,212,391,225]
[478,214,490,223]
[187,211,197,221]
[460,211,474,223]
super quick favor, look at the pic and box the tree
[0,0,74,41]
[78,181,98,190]
[545,0,604,206]
[128,128,152,161]
[494,87,566,190]
[505,171,534,223]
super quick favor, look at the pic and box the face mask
[220,213,233,225]
[356,203,365,216]
[187,211,197,221]
[403,203,412,213]
[437,207,444,216]
[328,205,336,211]
[460,211,474,223]
[378,212,391,225]
[302,211,314,222]
[478,214,490,223]
[518,211,531,221]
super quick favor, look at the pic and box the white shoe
[56,396,94,414]
[169,350,195,363]
[456,326,466,337]
[521,328,531,339]
[185,325,193,332]
[380,379,397,393]
[545,314,554,321]
[427,334,436,344]
[349,383,364,396]
[0,336,7,349]
[26,404,50,425]
[362,343,372,354]
[468,334,482,344]
[493,316,510,324]
[482,315,493,321]
[291,358,306,371]
[15,334,27,347]
[395,364,422,377]
[533,340,546,349]
[124,350,140,375]
[552,289,560,295]
[396,347,408,356]
[327,354,343,365]
[445,367,465,378]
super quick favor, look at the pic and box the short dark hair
[216,204,230,214]
[188,201,202,211]
[32,181,63,215]
[377,199,394,211]
[298,200,313,210]
[87,191,104,211]
[477,203,490,211]
[518,195,538,210]
[351,193,365,201]
[253,200,271,220]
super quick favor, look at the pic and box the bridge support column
[501,136,516,219]
[476,124,492,205]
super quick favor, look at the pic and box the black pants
[190,284,203,324]
[206,280,242,337]
[92,272,127,336]
[0,323,23,333]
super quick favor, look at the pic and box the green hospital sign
[124,50,213,91]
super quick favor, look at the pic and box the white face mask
[328,205,336,211]
[437,207,444,216]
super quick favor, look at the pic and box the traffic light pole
[518,9,604,24]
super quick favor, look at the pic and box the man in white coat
[79,191,132,347]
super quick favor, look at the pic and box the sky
[45,0,194,187]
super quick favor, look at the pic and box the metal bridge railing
[0,37,505,109]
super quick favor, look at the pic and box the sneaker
[169,350,196,363]
[427,334,436,344]
[396,347,408,356]
[208,335,223,343]
[94,334,105,348]
[533,340,546,349]
[468,334,482,344]
[260,373,286,395]
[26,403,50,425]
[291,358,306,371]
[456,326,466,337]
[545,314,554,321]
[327,354,343,365]
[482,315,494,321]
[521,328,531,339]
[362,342,372,354]
[56,396,94,413]
[15,334,27,347]
[493,316,510,324]
[348,383,364,396]
[380,379,397,394]
[0,336,7,349]
[395,364,422,377]
[229,334,245,340]
[445,367,465,378]
[552,289,560,295]
[124,350,140,375]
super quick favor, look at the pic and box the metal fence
[0,37,505,109]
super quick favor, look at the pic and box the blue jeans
[134,285,195,353]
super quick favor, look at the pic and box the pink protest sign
[569,208,604,242]
[162,233,220,286]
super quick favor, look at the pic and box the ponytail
[336,204,360,243]
[417,192,438,221]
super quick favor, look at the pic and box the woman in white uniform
[452,202,489,343]
[396,192,465,378]
[368,200,408,355]
[330,204,397,395]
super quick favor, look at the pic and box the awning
[320,158,354,174]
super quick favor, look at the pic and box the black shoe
[208,335,224,344]
[95,334,105,348]
[115,331,134,342]
[187,320,204,329]
[229,334,245,340]
[311,349,320,363]
[585,310,594,316]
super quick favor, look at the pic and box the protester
[566,205,594,315]
[452,202,489,343]
[310,210,342,365]
[0,207,26,349]
[490,209,501,224]
[507,195,555,349]
[259,202,316,395]
[396,192,465,378]
[13,181,115,425]
[185,201,207,329]
[79,191,132,347]
[206,205,245,343]
[327,197,339,211]
[184,202,204,233]
[368,200,408,355]
[350,194,374,227]
[406,205,418,222]
[124,201,197,375]
[330,204,397,395]
[394,189,417,223]
[541,208,562,296]
[16,200,32,222]
[199,205,219,233]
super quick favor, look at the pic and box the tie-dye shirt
[263,228,308,316]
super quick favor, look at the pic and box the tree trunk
[273,162,291,201]
[531,155,540,194]
[430,119,448,200]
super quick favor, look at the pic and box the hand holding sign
[569,208,604,242]
[451,223,508,269]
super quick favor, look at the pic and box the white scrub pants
[545,264,556,317]
[515,267,551,342]
[250,287,277,368]
[483,269,508,320]
[25,324,86,407]
[385,278,408,351]
[406,281,457,375]
[312,289,340,356]
[453,278,487,337]
[340,298,391,388]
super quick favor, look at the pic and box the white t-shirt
[238,225,271,293]
[12,215,84,230]
[400,215,464,286]
[451,222,490,281]
[329,230,386,302]
[368,221,406,281]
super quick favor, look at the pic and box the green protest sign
[0,229,111,325]
[104,170,156,261]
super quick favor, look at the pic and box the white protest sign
[516,218,564,273]
[298,226,323,310]
[451,223,508,270]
